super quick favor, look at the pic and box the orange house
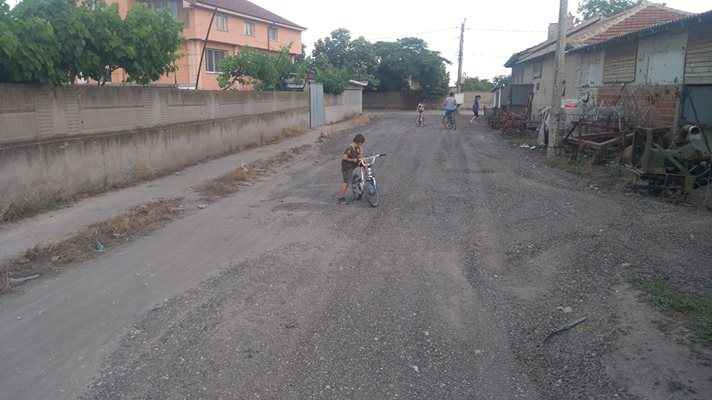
[107,0,305,90]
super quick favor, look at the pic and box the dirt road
[2,113,711,399]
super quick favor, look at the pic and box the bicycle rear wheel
[365,179,379,207]
[351,175,363,200]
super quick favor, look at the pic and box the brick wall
[595,84,680,128]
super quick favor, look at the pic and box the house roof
[191,0,306,31]
[504,2,690,67]
[572,8,712,53]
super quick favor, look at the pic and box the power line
[367,26,459,41]
[466,27,546,33]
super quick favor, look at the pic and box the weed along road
[2,113,712,399]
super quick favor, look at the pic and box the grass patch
[630,277,712,347]
[196,145,313,201]
[1,199,183,295]
[545,152,590,176]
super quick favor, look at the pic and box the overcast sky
[6,0,711,85]
[256,0,711,84]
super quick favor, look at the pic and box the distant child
[442,92,457,127]
[337,134,365,205]
[417,102,425,125]
[470,95,481,124]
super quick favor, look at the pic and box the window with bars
[205,49,227,73]
[145,1,178,18]
[244,21,255,36]
[215,14,228,31]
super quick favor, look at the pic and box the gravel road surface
[3,112,711,399]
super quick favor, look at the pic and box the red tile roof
[193,0,306,30]
[505,2,690,67]
[582,3,690,44]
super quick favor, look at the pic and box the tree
[11,0,88,83]
[315,66,350,95]
[217,45,305,91]
[492,74,511,88]
[78,1,126,84]
[374,37,450,98]
[121,4,184,85]
[0,0,183,86]
[462,75,493,91]
[0,0,62,85]
[311,28,379,88]
[577,0,644,21]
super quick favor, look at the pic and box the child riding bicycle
[442,92,458,128]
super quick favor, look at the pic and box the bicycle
[416,112,425,127]
[352,153,386,207]
[443,109,457,130]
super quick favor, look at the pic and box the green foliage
[308,28,450,98]
[311,28,379,89]
[78,1,126,84]
[492,74,512,88]
[121,4,183,85]
[374,37,450,98]
[630,278,712,347]
[218,45,300,91]
[0,0,183,86]
[316,67,350,95]
[462,75,493,92]
[577,0,644,21]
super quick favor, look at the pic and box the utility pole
[456,18,466,93]
[548,0,568,157]
[195,8,218,90]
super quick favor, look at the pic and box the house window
[244,21,255,36]
[205,49,227,73]
[533,61,543,78]
[268,26,278,41]
[145,1,178,18]
[215,14,227,31]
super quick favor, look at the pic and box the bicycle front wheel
[365,179,379,207]
[352,175,363,200]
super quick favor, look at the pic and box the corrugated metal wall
[684,25,712,85]
[603,42,638,84]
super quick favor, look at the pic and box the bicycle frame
[356,154,382,184]
[352,154,386,200]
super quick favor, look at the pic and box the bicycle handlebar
[359,153,386,166]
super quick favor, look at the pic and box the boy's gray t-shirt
[445,97,457,110]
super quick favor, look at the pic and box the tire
[351,175,363,200]
[445,116,454,130]
[365,179,379,207]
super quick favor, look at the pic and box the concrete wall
[0,85,316,208]
[461,92,495,109]
[324,87,363,124]
[0,109,309,208]
[363,92,406,110]
[0,84,306,144]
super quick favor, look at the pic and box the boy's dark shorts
[342,166,356,183]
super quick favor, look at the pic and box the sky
[254,0,711,85]
[6,0,711,85]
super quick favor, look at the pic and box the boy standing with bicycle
[337,134,365,205]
